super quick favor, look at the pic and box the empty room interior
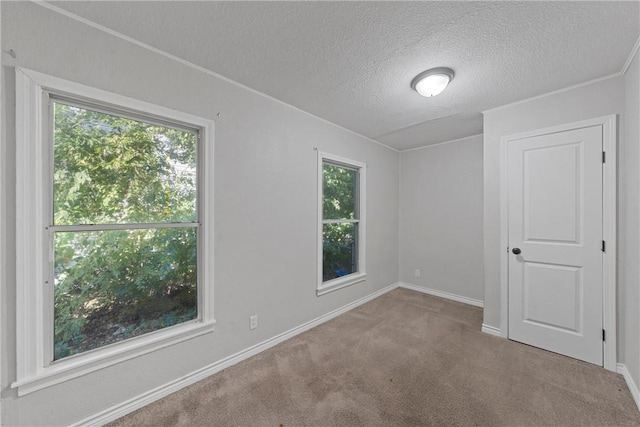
[2,1,640,426]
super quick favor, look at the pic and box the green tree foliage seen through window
[52,102,198,360]
[322,162,359,282]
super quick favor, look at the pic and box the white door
[508,125,603,365]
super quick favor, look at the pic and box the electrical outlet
[249,314,258,330]
[415,269,421,278]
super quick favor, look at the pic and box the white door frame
[499,115,617,372]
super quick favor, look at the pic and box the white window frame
[317,152,366,295]
[13,68,215,396]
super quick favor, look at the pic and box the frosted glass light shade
[411,67,455,97]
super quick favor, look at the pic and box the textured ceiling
[48,1,639,150]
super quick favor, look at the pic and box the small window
[14,68,215,395]
[317,152,366,295]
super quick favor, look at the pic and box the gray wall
[623,50,640,388]
[399,135,484,301]
[482,74,637,376]
[0,3,3,425]
[0,3,399,425]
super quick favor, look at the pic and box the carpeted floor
[109,288,640,426]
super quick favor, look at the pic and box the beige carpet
[109,288,640,426]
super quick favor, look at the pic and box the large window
[14,68,215,395]
[51,100,199,360]
[317,152,366,295]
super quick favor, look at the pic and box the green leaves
[52,101,199,360]
[321,161,359,281]
[322,163,357,220]
[322,223,357,281]
[53,102,197,225]
[54,228,197,360]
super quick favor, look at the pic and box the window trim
[317,151,366,296]
[14,67,216,396]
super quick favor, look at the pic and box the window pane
[53,227,197,360]
[323,223,357,282]
[53,102,197,225]
[323,163,357,220]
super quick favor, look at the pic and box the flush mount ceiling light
[411,67,455,97]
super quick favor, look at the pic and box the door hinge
[603,329,606,341]
[602,151,606,163]
[602,241,606,252]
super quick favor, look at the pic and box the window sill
[317,272,367,296]
[12,319,216,396]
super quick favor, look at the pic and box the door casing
[499,115,617,371]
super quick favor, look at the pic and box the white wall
[623,49,640,389]
[482,75,633,367]
[0,3,399,425]
[399,135,484,302]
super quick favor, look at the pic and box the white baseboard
[398,282,484,308]
[72,282,400,427]
[618,363,640,412]
[481,324,502,337]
